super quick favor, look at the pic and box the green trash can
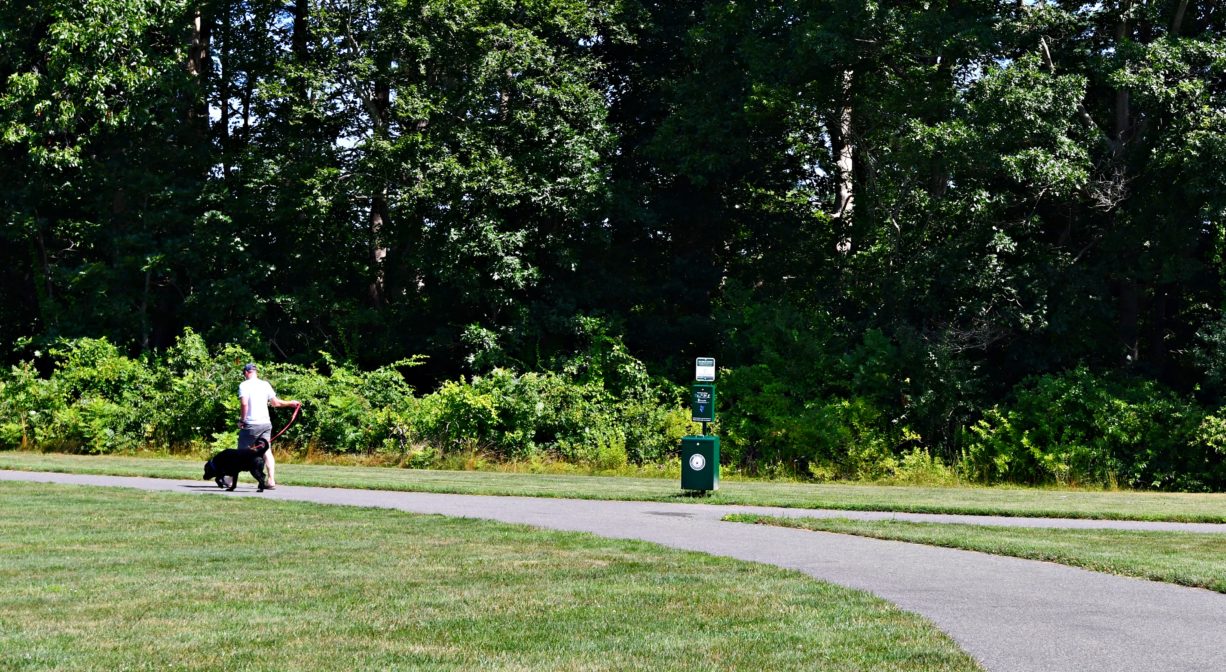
[681,435,720,491]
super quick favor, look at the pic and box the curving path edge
[3,470,1224,672]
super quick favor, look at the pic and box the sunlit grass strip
[3,451,1226,522]
[0,481,981,672]
[726,514,1226,593]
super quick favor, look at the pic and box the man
[238,362,300,490]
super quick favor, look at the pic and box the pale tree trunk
[218,7,232,180]
[368,75,391,308]
[242,73,252,138]
[187,8,211,133]
[829,69,854,253]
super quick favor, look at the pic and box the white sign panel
[695,357,716,382]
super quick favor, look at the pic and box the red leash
[252,403,302,453]
[271,402,303,443]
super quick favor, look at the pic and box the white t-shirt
[239,378,277,425]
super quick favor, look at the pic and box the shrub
[266,353,421,454]
[42,338,155,453]
[883,447,961,486]
[719,360,908,480]
[413,377,507,456]
[147,329,252,450]
[411,353,689,468]
[961,367,1217,490]
[0,362,62,449]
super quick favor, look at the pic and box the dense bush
[0,331,246,453]
[0,361,63,450]
[266,353,421,455]
[6,329,1226,490]
[716,292,922,480]
[962,367,1224,490]
[0,329,692,468]
[414,319,695,467]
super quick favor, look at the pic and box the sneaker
[263,484,277,490]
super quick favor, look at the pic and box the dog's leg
[253,458,268,492]
[227,473,237,491]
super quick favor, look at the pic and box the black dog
[203,448,268,492]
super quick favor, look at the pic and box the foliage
[413,323,694,467]
[0,330,687,467]
[265,353,422,454]
[0,362,63,450]
[716,293,924,480]
[963,367,1221,491]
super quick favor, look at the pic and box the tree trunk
[368,74,391,308]
[1171,0,1190,37]
[825,69,855,255]
[242,74,252,139]
[1119,279,1139,364]
[1113,1,1132,155]
[34,227,54,314]
[831,69,855,224]
[140,266,152,352]
[1114,2,1138,364]
[368,193,389,308]
[1150,287,1169,375]
[218,6,232,180]
[293,0,310,61]
[186,8,211,133]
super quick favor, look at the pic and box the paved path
[3,470,1225,672]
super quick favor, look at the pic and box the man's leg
[264,447,276,486]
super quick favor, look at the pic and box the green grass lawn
[727,515,1226,593]
[4,450,1226,522]
[0,481,982,672]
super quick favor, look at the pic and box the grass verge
[726,514,1226,593]
[0,481,982,671]
[3,450,1226,522]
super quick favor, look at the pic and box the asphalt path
[3,469,1225,672]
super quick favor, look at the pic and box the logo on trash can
[688,453,706,471]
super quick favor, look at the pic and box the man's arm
[270,397,301,409]
[239,397,249,427]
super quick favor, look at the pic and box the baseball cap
[243,362,258,372]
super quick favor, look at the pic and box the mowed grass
[728,515,1226,593]
[4,450,1226,522]
[0,482,982,672]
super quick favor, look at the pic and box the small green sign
[691,383,716,423]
